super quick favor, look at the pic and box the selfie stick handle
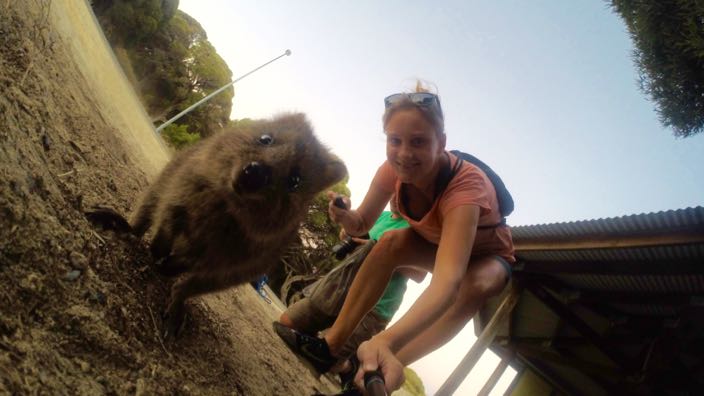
[333,196,348,209]
[364,370,387,396]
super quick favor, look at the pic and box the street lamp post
[155,49,292,133]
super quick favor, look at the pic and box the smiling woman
[274,81,515,394]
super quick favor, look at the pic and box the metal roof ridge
[512,206,704,231]
[511,206,704,248]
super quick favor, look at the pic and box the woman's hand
[327,191,352,224]
[354,337,405,393]
[327,180,391,238]
[339,228,370,245]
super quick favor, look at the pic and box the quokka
[89,113,347,339]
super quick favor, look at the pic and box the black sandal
[273,321,337,373]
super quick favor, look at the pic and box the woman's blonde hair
[382,80,445,136]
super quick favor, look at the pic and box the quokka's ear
[314,151,348,192]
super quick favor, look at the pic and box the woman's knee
[373,229,412,267]
[376,228,410,250]
[460,258,510,301]
[279,312,295,328]
[376,228,435,269]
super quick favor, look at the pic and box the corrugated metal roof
[516,244,704,262]
[479,207,704,395]
[510,207,704,299]
[512,206,704,241]
[553,273,704,294]
[609,304,679,317]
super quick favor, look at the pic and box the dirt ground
[0,2,340,395]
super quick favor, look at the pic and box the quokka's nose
[237,162,272,192]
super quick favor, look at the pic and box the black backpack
[445,150,514,220]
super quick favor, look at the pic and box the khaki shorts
[285,241,389,359]
[286,297,390,359]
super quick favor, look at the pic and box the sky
[179,1,704,394]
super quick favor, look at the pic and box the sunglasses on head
[383,92,443,118]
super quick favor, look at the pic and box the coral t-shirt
[371,151,515,263]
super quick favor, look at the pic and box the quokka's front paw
[153,255,188,278]
[84,205,132,233]
[162,301,187,342]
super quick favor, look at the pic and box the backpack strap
[433,152,463,201]
[449,150,514,218]
[408,152,512,230]
[446,150,513,230]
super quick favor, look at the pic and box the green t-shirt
[368,212,411,320]
[368,211,410,240]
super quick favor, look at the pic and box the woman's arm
[353,204,481,392]
[396,267,427,283]
[373,204,480,351]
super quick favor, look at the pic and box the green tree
[160,123,200,149]
[610,0,704,137]
[401,367,427,396]
[93,1,233,138]
[92,0,166,45]
[273,178,351,300]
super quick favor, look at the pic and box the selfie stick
[156,49,292,133]
[364,370,387,396]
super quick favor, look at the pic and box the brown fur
[129,113,346,338]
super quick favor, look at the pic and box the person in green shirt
[276,211,417,354]
[274,210,424,387]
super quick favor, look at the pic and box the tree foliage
[271,177,351,299]
[93,0,233,139]
[401,367,427,396]
[160,123,200,149]
[92,0,169,44]
[610,0,704,137]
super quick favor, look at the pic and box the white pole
[436,284,520,396]
[155,49,292,133]
[477,354,512,396]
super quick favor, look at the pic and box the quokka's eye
[259,134,273,145]
[288,169,302,192]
